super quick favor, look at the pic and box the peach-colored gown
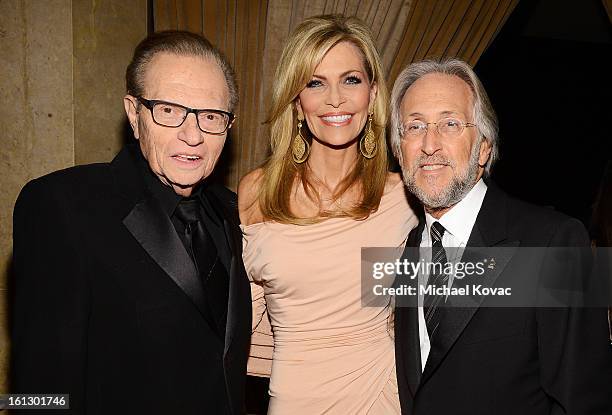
[242,181,416,414]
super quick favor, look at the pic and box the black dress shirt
[135,150,229,271]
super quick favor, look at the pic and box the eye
[306,79,323,88]
[441,118,463,133]
[344,75,362,85]
[153,102,184,120]
[198,111,227,123]
[407,122,424,131]
[159,104,176,114]
[402,121,426,136]
[444,118,460,127]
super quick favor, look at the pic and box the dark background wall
[476,0,611,224]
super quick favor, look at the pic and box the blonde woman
[239,15,417,414]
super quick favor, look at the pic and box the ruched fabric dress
[242,181,417,414]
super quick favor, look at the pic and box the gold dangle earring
[359,113,377,159]
[292,118,310,164]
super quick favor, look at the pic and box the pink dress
[242,181,417,414]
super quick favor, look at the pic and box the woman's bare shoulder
[238,168,264,225]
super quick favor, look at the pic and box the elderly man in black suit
[390,58,612,415]
[11,31,251,414]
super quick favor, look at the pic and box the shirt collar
[424,178,487,245]
[135,147,218,226]
[137,151,182,217]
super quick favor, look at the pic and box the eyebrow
[311,69,365,80]
[440,110,461,116]
[405,110,463,118]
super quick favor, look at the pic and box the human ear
[295,99,304,120]
[123,95,140,140]
[368,82,378,113]
[478,138,492,167]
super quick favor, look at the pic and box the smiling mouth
[420,164,447,171]
[173,154,202,162]
[320,114,353,125]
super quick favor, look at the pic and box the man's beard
[402,140,482,211]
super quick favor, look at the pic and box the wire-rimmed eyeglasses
[399,117,476,139]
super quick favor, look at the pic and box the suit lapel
[418,184,521,386]
[420,242,518,383]
[205,187,242,357]
[111,145,222,331]
[397,221,425,397]
[223,225,241,356]
[200,189,232,272]
[123,195,210,318]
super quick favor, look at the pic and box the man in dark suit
[11,31,251,414]
[389,58,612,414]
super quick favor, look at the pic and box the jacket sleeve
[10,179,91,413]
[536,218,612,414]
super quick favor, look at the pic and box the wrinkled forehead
[401,73,474,119]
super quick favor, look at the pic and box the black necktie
[174,199,218,281]
[424,221,449,339]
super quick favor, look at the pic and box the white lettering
[372,262,384,279]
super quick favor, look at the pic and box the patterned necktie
[424,221,448,339]
[174,199,218,281]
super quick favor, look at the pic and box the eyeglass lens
[151,102,229,133]
[404,118,465,137]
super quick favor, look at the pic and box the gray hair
[389,58,499,176]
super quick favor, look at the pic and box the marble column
[0,0,147,392]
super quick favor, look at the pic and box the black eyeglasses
[136,96,235,135]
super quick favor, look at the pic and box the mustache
[414,155,455,168]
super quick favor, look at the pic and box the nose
[177,113,204,146]
[420,124,443,156]
[325,84,345,108]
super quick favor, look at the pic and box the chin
[168,172,206,188]
[417,180,450,198]
[317,134,360,148]
[416,176,442,190]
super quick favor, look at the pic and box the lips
[172,154,202,162]
[321,114,351,122]
[320,112,353,126]
[416,156,452,173]
[421,164,447,171]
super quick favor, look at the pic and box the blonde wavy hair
[259,14,389,225]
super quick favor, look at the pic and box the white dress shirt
[418,179,487,370]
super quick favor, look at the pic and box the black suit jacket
[395,183,612,415]
[11,145,252,414]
